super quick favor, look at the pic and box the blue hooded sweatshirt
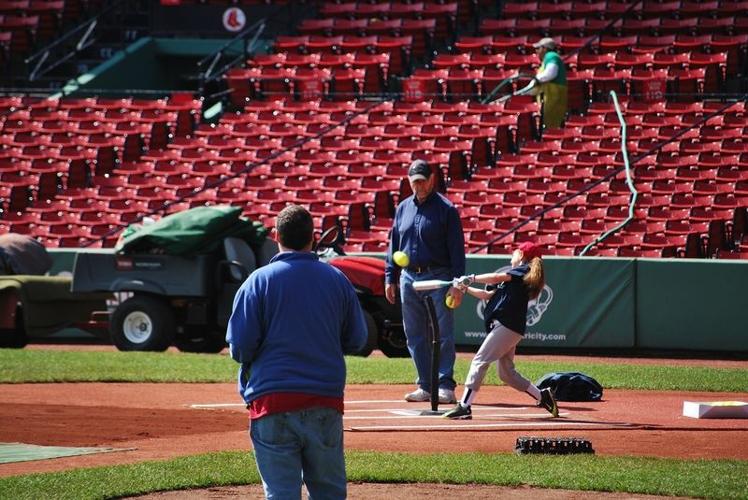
[226,251,368,404]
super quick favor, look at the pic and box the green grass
[1,349,746,392]
[0,451,746,500]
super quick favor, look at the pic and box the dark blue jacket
[226,251,368,404]
[385,191,466,283]
[484,264,530,335]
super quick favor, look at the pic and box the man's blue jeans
[399,268,456,393]
[250,407,346,499]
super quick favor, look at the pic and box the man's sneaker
[443,403,472,420]
[438,388,457,404]
[404,388,431,402]
[539,388,559,417]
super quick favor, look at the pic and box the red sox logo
[223,7,246,33]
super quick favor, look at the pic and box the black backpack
[536,372,604,402]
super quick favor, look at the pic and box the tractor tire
[0,328,27,348]
[175,331,227,354]
[352,311,378,357]
[0,307,27,348]
[110,295,175,351]
[377,320,409,358]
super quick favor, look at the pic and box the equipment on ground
[515,436,594,455]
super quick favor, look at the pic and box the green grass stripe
[0,451,745,500]
[1,350,746,392]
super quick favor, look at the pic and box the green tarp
[116,205,269,256]
[0,443,132,464]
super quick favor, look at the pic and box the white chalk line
[344,412,568,420]
[347,406,531,414]
[188,400,406,409]
[190,402,534,411]
[346,400,405,404]
[190,403,245,408]
[348,421,620,431]
[190,400,407,408]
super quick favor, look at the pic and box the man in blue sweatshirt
[227,204,368,499]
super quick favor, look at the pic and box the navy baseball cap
[408,160,432,181]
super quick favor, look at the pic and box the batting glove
[455,274,475,290]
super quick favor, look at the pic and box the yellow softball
[393,250,410,268]
[445,295,456,309]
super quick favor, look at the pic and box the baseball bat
[412,276,473,292]
[412,279,455,291]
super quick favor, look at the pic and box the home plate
[683,401,748,419]
[390,409,442,416]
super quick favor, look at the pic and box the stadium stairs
[1,0,151,91]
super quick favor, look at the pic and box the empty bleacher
[1,0,747,259]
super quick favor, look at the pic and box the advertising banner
[454,256,636,349]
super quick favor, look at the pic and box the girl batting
[443,241,559,420]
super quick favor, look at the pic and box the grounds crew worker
[530,37,568,129]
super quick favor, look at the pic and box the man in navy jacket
[385,160,466,405]
[227,204,368,499]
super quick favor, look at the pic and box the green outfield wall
[47,251,747,353]
[455,255,747,352]
[635,259,748,351]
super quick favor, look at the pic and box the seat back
[223,237,257,282]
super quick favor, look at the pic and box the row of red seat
[224,95,743,115]
[298,10,747,41]
[480,14,748,35]
[227,64,729,104]
[435,49,728,70]
[250,49,732,83]
[0,94,203,113]
[499,0,748,17]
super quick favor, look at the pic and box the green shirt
[542,51,567,86]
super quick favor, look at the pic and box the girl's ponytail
[523,257,545,300]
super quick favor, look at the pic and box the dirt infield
[1,381,747,480]
[1,349,747,498]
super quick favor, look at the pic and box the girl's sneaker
[539,388,559,417]
[442,403,472,420]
